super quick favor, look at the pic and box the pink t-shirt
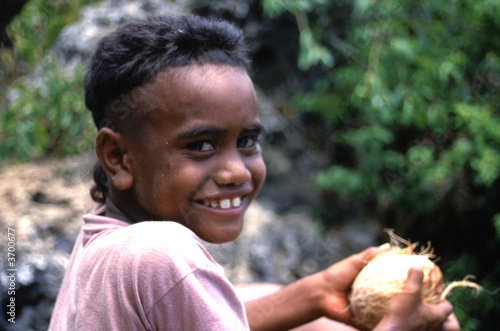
[49,201,249,330]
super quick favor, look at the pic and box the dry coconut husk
[349,231,481,330]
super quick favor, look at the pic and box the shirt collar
[82,199,134,246]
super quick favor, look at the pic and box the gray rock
[52,0,191,67]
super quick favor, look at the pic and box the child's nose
[214,153,251,186]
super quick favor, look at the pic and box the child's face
[122,64,266,243]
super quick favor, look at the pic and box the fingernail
[378,243,391,251]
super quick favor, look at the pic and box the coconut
[349,231,481,330]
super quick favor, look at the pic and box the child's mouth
[196,196,242,209]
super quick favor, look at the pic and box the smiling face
[111,64,266,243]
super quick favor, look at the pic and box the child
[49,15,459,331]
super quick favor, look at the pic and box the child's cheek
[252,156,267,191]
[151,171,168,200]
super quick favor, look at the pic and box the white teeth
[220,199,231,209]
[232,197,241,207]
[201,197,243,209]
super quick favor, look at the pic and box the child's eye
[187,141,215,152]
[237,136,258,149]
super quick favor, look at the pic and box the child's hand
[318,245,390,324]
[373,266,460,331]
[318,246,460,331]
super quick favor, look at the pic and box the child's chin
[200,224,243,244]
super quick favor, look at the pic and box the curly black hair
[85,15,250,203]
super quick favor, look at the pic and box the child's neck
[105,197,136,224]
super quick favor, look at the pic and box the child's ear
[95,128,134,191]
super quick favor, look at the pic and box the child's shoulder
[81,220,220,285]
[102,220,217,271]
[125,220,198,243]
[76,220,230,320]
[118,220,207,254]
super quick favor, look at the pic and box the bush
[7,0,100,68]
[0,58,95,161]
[261,0,500,329]
[1,0,100,161]
[1,0,100,112]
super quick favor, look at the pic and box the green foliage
[443,254,500,331]
[0,58,95,161]
[262,0,500,328]
[7,0,100,68]
[261,0,331,18]
[0,0,100,161]
[261,0,337,70]
[494,214,500,240]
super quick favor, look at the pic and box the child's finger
[323,244,391,290]
[337,243,391,273]
[385,266,424,317]
[386,267,456,330]
[401,266,424,296]
[440,312,460,331]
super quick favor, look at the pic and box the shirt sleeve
[145,266,249,331]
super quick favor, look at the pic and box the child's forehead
[134,64,256,124]
[145,64,252,106]
[154,64,251,90]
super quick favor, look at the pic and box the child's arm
[243,246,460,331]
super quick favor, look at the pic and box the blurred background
[1,0,499,330]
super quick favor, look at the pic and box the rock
[0,154,95,330]
[206,205,377,285]
[52,0,191,67]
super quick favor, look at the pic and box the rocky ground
[0,154,95,330]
